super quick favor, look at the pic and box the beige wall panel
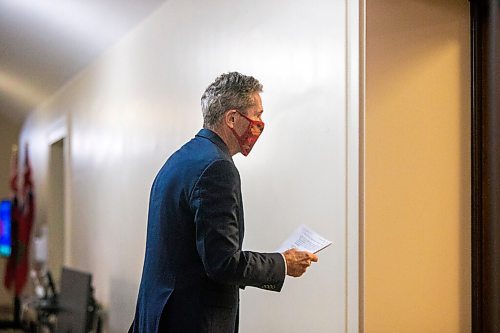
[365,0,470,332]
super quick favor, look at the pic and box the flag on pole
[16,145,35,295]
[3,144,35,296]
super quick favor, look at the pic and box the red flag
[16,145,35,295]
[3,145,35,296]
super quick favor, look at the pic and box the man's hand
[282,248,318,277]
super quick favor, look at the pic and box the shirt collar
[195,128,231,155]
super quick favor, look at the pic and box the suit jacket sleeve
[190,159,286,292]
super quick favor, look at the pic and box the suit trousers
[158,288,239,333]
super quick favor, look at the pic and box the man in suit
[130,72,318,333]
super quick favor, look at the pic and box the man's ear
[224,109,238,129]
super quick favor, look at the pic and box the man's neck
[207,126,239,156]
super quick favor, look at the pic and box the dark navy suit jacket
[130,129,286,333]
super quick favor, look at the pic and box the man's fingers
[285,250,319,278]
[302,252,318,262]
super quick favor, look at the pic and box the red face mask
[229,111,265,156]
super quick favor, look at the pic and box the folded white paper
[276,224,332,253]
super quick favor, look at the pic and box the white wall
[21,1,360,332]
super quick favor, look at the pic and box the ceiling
[0,0,167,124]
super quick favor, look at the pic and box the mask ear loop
[236,111,265,133]
[228,111,265,156]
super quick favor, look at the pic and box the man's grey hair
[201,72,263,128]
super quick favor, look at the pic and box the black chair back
[55,267,92,333]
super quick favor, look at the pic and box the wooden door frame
[470,0,500,331]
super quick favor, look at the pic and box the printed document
[276,224,332,253]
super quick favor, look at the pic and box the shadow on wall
[107,277,138,333]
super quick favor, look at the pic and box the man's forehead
[238,92,263,115]
[252,93,263,109]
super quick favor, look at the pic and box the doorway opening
[48,138,65,283]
